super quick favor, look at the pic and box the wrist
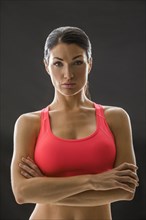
[88,173,101,191]
[87,174,95,190]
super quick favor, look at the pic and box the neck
[50,90,93,111]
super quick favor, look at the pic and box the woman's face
[44,43,92,97]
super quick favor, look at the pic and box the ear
[88,58,92,74]
[43,58,50,74]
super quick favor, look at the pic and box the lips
[61,83,76,88]
[62,83,76,85]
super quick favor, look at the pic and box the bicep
[110,108,136,167]
[11,114,38,189]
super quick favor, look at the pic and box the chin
[58,89,82,97]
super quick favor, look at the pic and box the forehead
[49,43,86,58]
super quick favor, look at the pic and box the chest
[35,107,116,177]
[49,109,97,139]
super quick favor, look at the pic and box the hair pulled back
[44,26,92,99]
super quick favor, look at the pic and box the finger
[116,176,139,187]
[115,163,138,171]
[22,157,36,168]
[23,158,44,176]
[20,170,32,179]
[27,156,34,163]
[22,158,41,173]
[19,163,38,177]
[22,157,39,170]
[19,161,43,177]
[115,181,136,193]
[116,170,139,182]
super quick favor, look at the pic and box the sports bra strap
[41,103,105,124]
[42,106,49,120]
[94,103,105,118]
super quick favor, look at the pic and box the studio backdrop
[0,1,145,219]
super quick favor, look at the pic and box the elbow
[15,196,25,205]
[12,185,27,204]
[126,191,136,201]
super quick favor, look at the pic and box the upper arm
[104,107,136,167]
[10,113,40,193]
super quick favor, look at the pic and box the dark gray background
[0,0,145,219]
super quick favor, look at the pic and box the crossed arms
[10,107,139,207]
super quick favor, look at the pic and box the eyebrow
[53,55,83,61]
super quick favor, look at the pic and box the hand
[19,156,44,178]
[90,162,139,193]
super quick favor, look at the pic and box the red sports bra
[34,103,116,177]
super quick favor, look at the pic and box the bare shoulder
[102,105,131,130]
[101,105,136,166]
[14,110,41,135]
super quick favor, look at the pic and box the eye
[74,60,83,65]
[53,61,63,67]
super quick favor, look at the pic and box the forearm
[15,157,138,206]
[16,174,91,204]
[54,189,135,207]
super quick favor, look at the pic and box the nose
[63,65,74,79]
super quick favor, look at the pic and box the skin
[11,43,139,220]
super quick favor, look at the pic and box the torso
[28,102,114,220]
[29,203,112,220]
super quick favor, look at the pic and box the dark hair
[44,26,92,99]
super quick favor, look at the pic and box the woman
[11,26,139,220]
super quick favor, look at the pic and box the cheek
[51,73,61,81]
[76,66,88,78]
[49,71,62,86]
